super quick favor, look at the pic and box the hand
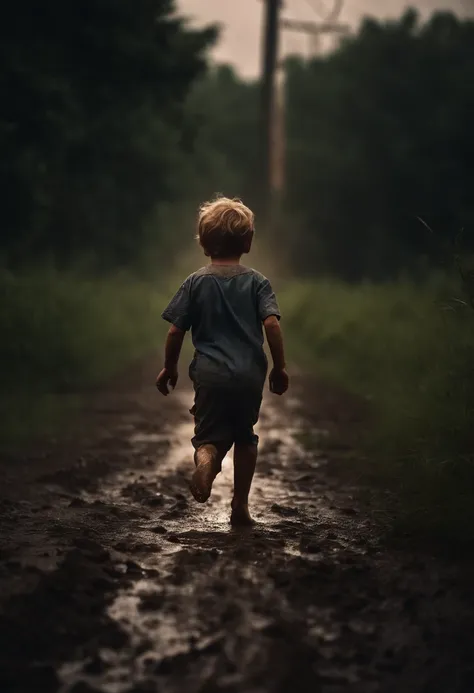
[269,368,289,396]
[156,367,178,396]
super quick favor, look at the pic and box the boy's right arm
[263,315,289,395]
[156,325,185,396]
[158,277,192,396]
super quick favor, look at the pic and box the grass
[0,267,168,444]
[279,273,474,545]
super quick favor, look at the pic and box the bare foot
[230,504,255,527]
[190,446,221,503]
[190,461,216,503]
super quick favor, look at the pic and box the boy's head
[197,196,255,258]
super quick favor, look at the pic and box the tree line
[284,9,474,279]
[191,9,474,280]
[0,0,216,268]
[1,4,473,279]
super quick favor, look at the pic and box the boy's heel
[190,461,214,503]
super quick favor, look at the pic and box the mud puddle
[58,391,335,692]
[1,379,474,693]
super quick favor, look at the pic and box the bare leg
[231,443,257,526]
[190,444,224,503]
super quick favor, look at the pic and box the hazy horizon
[178,0,472,77]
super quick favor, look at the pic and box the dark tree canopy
[0,0,216,266]
[284,10,474,279]
[185,65,260,209]
[2,5,473,279]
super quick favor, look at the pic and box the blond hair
[197,196,255,258]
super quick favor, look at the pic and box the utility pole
[271,15,349,201]
[260,0,281,229]
[259,0,349,228]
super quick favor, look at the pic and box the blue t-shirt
[162,265,280,389]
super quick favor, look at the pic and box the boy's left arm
[257,277,289,396]
[156,325,186,396]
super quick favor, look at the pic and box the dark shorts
[190,385,262,452]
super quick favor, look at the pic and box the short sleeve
[162,279,192,331]
[257,277,281,322]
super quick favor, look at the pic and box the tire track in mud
[1,381,474,693]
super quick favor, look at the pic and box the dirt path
[1,366,474,693]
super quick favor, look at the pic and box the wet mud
[1,370,474,693]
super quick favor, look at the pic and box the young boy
[156,197,289,526]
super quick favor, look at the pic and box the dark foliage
[184,65,260,210]
[284,10,474,279]
[0,0,216,266]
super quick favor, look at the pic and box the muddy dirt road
[1,365,474,693]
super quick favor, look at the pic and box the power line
[280,17,349,35]
[301,0,345,22]
[285,0,347,55]
[301,0,328,18]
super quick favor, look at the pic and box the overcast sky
[177,0,471,77]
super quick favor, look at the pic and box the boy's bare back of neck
[210,256,242,266]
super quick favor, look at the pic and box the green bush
[280,274,474,541]
[0,268,167,391]
[0,268,166,442]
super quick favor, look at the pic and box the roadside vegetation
[0,268,166,443]
[280,271,474,543]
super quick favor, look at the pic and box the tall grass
[0,268,167,443]
[280,274,474,542]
